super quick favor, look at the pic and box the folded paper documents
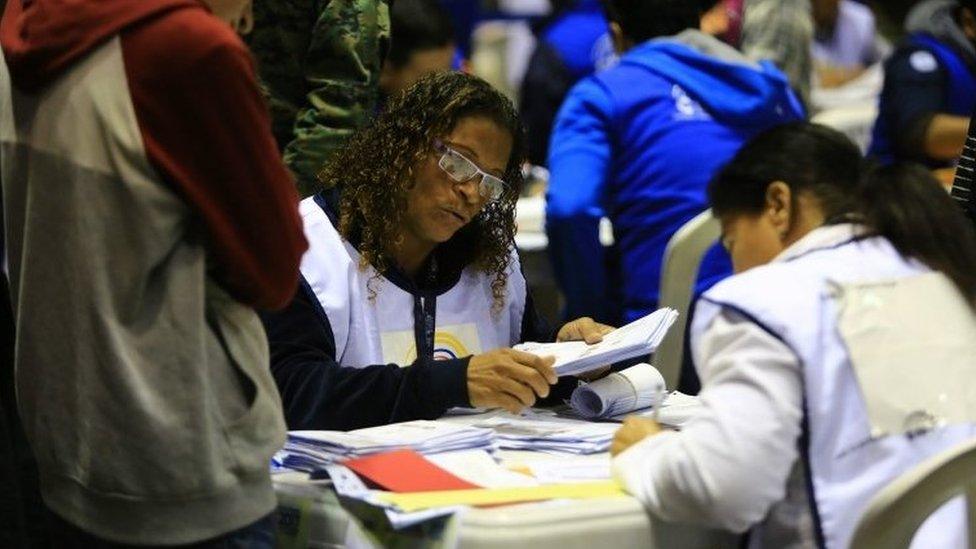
[515,308,678,376]
[442,409,618,454]
[278,420,495,471]
[570,363,666,419]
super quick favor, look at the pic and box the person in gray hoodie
[869,0,976,168]
[0,0,307,545]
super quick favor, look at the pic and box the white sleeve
[612,308,804,532]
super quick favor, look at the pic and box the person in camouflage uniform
[248,0,390,197]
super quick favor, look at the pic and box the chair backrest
[811,104,879,154]
[654,209,720,390]
[850,437,976,549]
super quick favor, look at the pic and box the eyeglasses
[433,140,509,202]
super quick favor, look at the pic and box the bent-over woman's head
[320,71,525,307]
[709,122,976,305]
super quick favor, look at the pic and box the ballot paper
[515,308,678,376]
[524,456,611,484]
[569,363,666,419]
[426,450,538,488]
[443,409,618,455]
[278,421,495,472]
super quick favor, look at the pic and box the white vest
[298,196,527,366]
[694,224,976,549]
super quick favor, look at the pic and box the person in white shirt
[612,122,976,548]
[812,0,890,87]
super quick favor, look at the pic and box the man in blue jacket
[869,0,976,168]
[546,0,804,328]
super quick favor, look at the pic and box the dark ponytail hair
[709,122,976,305]
[859,162,976,305]
[709,123,862,220]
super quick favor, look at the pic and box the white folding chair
[850,437,976,549]
[811,104,879,154]
[654,209,720,390]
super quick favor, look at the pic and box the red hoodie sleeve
[120,6,308,310]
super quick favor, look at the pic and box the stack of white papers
[515,308,678,376]
[444,410,618,455]
[277,420,495,472]
[570,363,667,419]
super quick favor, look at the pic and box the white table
[514,196,614,252]
[273,460,740,549]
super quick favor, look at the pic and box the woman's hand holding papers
[468,318,614,414]
[557,317,615,344]
[558,317,616,381]
[610,416,663,456]
[467,350,558,414]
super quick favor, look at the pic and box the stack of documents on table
[278,420,494,472]
[444,410,618,454]
[515,307,678,376]
[570,363,667,419]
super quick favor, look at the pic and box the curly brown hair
[318,71,526,309]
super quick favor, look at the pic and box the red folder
[342,449,482,493]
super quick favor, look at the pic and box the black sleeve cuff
[537,376,578,407]
[424,356,472,410]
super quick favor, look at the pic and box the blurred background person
[519,0,616,167]
[545,0,803,391]
[740,0,814,108]
[869,0,976,169]
[812,0,890,88]
[718,0,745,47]
[952,109,976,229]
[248,0,390,196]
[380,0,458,101]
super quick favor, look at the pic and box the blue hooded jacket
[546,30,804,324]
[541,0,616,81]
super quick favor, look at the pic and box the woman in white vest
[611,123,976,548]
[262,71,611,431]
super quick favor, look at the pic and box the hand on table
[610,416,663,456]
[467,349,557,414]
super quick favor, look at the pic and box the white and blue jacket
[614,224,976,548]
[261,193,559,431]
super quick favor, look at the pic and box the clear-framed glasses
[433,140,509,202]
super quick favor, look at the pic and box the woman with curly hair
[262,71,611,431]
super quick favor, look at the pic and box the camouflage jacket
[248,0,390,197]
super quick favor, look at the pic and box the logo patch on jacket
[381,323,483,364]
[671,85,712,121]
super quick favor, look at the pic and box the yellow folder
[375,481,625,512]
